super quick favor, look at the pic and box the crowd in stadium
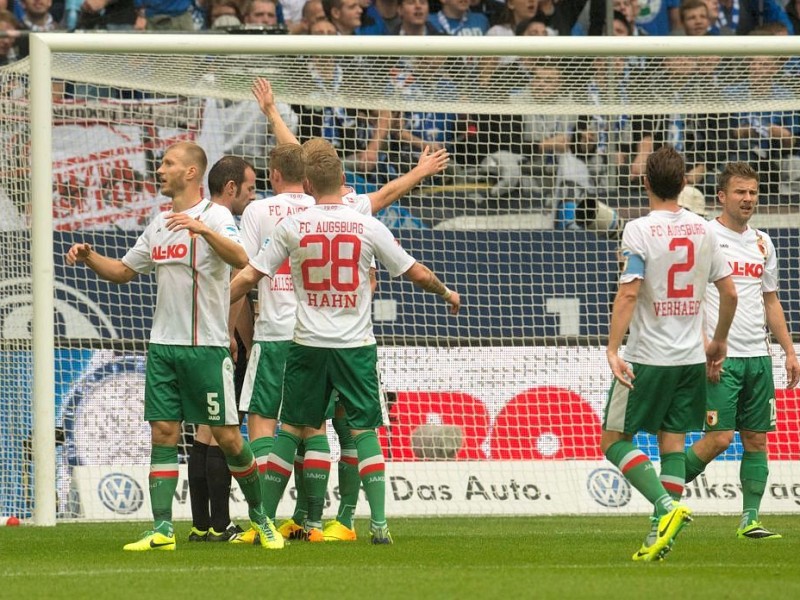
[1,0,798,38]
[3,0,800,229]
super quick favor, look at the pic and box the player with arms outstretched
[66,141,283,551]
[230,143,460,543]
[684,162,799,540]
[601,145,738,562]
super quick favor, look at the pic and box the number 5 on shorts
[207,392,220,420]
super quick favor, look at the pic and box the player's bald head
[167,141,208,177]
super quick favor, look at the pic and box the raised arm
[367,146,450,214]
[401,261,460,314]
[65,243,138,284]
[252,77,300,146]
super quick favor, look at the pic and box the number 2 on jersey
[300,234,361,292]
[667,237,695,298]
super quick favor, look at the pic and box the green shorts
[238,340,291,418]
[603,362,706,434]
[705,356,776,432]
[280,343,382,430]
[144,344,239,426]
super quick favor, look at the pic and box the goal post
[11,33,800,524]
[29,33,58,527]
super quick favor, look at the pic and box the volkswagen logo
[97,473,144,515]
[587,468,631,508]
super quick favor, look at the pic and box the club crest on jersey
[706,410,719,427]
[756,234,767,258]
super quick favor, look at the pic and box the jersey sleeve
[249,217,291,277]
[239,202,263,258]
[208,205,243,244]
[760,231,779,293]
[371,219,416,278]
[706,226,733,282]
[121,217,157,275]
[619,221,646,284]
[352,194,373,216]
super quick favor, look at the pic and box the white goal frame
[28,33,800,525]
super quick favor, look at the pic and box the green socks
[684,447,709,484]
[302,435,331,530]
[149,444,179,536]
[334,418,359,529]
[262,430,301,521]
[354,430,387,529]
[659,452,686,501]
[225,441,265,524]
[605,440,673,517]
[740,451,768,525]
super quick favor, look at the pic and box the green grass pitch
[2,516,799,599]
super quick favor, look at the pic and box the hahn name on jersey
[251,203,415,348]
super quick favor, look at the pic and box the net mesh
[2,40,800,520]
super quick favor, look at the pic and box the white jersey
[241,192,374,341]
[250,203,416,348]
[342,190,372,215]
[619,208,731,366]
[240,192,316,341]
[122,199,242,347]
[705,219,777,357]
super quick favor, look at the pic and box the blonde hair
[303,147,342,196]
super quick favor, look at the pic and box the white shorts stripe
[606,382,630,432]
[238,344,261,412]
[222,355,239,426]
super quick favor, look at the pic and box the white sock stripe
[341,449,358,458]
[304,450,331,463]
[269,455,293,472]
[660,475,685,486]
[255,455,269,466]
[150,463,179,473]
[228,460,255,474]
[358,454,384,470]
[619,450,643,469]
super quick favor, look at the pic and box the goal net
[3,34,800,523]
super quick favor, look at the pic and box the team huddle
[65,78,459,551]
[66,82,795,560]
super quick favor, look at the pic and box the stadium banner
[71,460,800,520]
[51,346,800,519]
